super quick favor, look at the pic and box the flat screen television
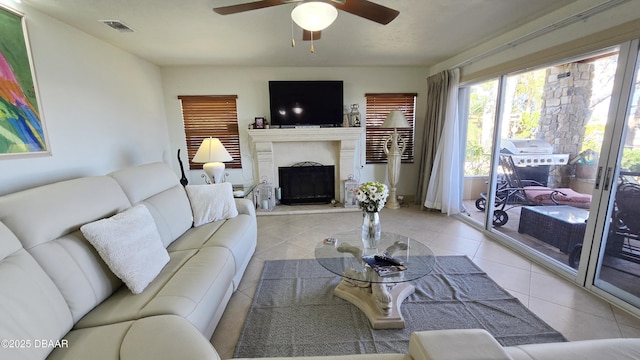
[268,80,343,127]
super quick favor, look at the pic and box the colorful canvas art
[0,5,48,156]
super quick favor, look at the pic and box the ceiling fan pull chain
[290,16,296,47]
[310,32,314,53]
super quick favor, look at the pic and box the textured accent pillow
[185,183,239,227]
[80,204,169,294]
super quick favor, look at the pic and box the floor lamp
[381,110,411,209]
[192,137,233,184]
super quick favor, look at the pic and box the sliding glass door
[582,39,640,308]
[462,49,620,269]
[461,38,640,312]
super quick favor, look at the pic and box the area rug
[233,256,566,358]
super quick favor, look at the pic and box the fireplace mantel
[247,127,364,203]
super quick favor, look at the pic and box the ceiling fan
[213,0,399,49]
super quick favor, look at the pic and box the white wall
[0,2,171,195]
[161,66,429,199]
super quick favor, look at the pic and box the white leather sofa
[0,162,256,360]
[1,163,639,360]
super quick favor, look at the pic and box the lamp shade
[291,2,338,31]
[381,110,410,129]
[192,137,232,163]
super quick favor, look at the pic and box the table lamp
[192,137,233,184]
[381,110,411,209]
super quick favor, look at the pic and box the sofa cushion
[109,162,194,247]
[0,222,74,360]
[506,337,640,360]
[74,247,235,336]
[0,176,131,249]
[81,204,169,294]
[185,183,239,227]
[409,329,512,360]
[167,206,256,290]
[48,315,220,360]
[0,176,132,322]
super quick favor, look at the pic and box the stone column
[539,63,594,188]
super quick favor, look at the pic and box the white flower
[357,181,389,213]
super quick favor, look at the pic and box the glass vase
[362,211,381,249]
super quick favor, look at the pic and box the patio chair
[607,183,640,264]
[475,154,592,227]
[569,182,640,268]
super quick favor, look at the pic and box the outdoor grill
[500,139,569,186]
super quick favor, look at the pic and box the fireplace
[279,163,335,205]
[247,127,364,203]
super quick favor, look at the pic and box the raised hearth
[247,127,363,203]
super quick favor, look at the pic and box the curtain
[419,68,462,215]
[416,72,448,205]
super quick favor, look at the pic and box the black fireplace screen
[278,164,335,205]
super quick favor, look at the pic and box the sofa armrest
[409,329,512,360]
[235,198,256,217]
[121,315,221,360]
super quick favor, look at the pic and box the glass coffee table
[315,231,436,329]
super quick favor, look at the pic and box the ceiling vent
[99,20,134,33]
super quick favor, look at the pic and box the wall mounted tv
[268,80,343,127]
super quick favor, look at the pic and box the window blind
[178,95,241,169]
[365,93,416,164]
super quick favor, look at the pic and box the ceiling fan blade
[302,30,321,41]
[333,0,399,25]
[213,0,288,15]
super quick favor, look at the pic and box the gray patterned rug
[234,256,566,358]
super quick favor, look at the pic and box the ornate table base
[334,278,415,329]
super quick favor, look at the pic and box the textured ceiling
[22,0,579,67]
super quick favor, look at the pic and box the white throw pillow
[80,204,169,294]
[185,183,239,227]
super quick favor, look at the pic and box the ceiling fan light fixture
[291,2,338,32]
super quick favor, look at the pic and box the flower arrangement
[355,181,389,213]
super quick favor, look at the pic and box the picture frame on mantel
[0,4,50,158]
[254,117,265,129]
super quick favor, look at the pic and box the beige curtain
[416,71,451,206]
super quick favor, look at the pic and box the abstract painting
[0,5,49,157]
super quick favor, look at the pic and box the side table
[232,183,256,202]
[518,205,589,254]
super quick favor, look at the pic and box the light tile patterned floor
[211,204,640,359]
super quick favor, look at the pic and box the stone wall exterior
[539,63,594,187]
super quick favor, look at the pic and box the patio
[462,199,640,299]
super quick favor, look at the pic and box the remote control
[374,255,402,266]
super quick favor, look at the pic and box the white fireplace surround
[247,127,364,203]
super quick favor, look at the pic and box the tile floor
[210,204,640,359]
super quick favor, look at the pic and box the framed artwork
[0,5,50,158]
[254,117,265,129]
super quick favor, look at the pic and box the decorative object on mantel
[381,110,411,209]
[177,149,188,186]
[255,177,275,211]
[356,181,388,249]
[192,137,233,184]
[348,103,361,127]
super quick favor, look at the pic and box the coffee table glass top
[315,231,436,284]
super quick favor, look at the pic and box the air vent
[99,20,134,33]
